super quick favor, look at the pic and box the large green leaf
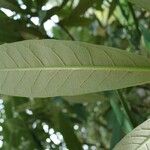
[114,118,150,150]
[0,39,150,98]
[129,0,150,11]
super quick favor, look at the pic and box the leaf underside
[0,39,150,98]
[114,119,150,150]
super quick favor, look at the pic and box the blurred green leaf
[110,111,123,150]
[110,97,133,134]
[58,112,82,150]
[140,25,150,51]
[129,0,150,11]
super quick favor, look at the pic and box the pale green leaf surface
[129,0,150,11]
[0,39,150,98]
[114,119,150,150]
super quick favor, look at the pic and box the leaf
[0,39,150,98]
[0,11,44,42]
[58,112,82,150]
[110,111,123,149]
[0,11,23,42]
[58,0,97,27]
[113,118,150,150]
[3,117,43,150]
[110,97,133,134]
[129,0,150,11]
[142,28,150,49]
[140,26,150,57]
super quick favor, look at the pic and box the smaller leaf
[58,112,83,150]
[110,97,133,134]
[140,26,150,50]
[110,111,123,150]
[114,118,150,150]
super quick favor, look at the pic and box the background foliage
[0,0,150,149]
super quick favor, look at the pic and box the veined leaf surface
[0,39,150,98]
[114,119,150,150]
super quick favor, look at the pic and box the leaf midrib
[0,66,150,72]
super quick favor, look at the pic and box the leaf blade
[0,39,150,98]
[113,119,150,150]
